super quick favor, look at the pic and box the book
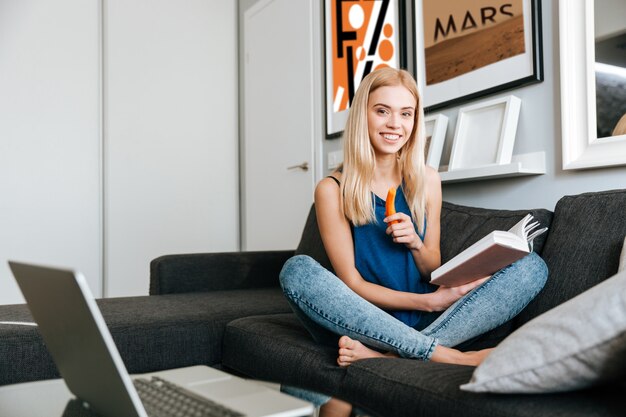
[430,214,548,287]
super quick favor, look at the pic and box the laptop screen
[9,261,145,417]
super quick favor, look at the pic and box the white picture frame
[448,95,521,171]
[423,114,448,170]
[560,0,626,170]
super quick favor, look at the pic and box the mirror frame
[560,0,626,170]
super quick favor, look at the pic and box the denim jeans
[279,252,548,361]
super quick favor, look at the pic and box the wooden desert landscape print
[422,0,525,85]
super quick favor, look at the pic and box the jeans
[279,252,548,361]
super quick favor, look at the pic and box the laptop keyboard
[134,376,245,417]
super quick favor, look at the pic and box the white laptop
[8,261,314,417]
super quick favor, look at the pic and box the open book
[430,214,548,287]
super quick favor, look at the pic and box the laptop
[8,261,314,417]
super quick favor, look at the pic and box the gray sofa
[1,189,625,417]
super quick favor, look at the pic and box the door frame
[238,0,325,250]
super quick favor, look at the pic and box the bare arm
[383,168,486,310]
[315,176,435,311]
[385,167,442,276]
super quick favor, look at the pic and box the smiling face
[367,84,417,157]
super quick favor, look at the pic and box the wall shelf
[439,151,546,183]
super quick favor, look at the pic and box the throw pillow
[617,236,626,272]
[460,269,626,393]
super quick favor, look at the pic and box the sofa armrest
[149,250,295,295]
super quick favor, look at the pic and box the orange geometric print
[330,0,398,113]
[383,22,393,38]
[378,39,394,61]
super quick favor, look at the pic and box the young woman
[279,68,548,416]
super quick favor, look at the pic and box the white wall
[0,0,239,304]
[322,0,626,212]
[104,0,239,297]
[0,0,102,304]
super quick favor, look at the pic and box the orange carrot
[385,187,399,225]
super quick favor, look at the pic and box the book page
[507,213,532,240]
[492,231,528,251]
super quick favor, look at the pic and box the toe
[338,348,352,357]
[337,355,352,367]
[338,335,352,348]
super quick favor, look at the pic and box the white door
[242,0,317,251]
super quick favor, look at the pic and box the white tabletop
[0,378,88,417]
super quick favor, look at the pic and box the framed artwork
[448,95,521,171]
[560,0,626,170]
[414,0,543,110]
[423,113,448,170]
[324,0,406,138]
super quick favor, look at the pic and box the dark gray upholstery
[223,314,345,396]
[439,201,552,262]
[222,305,624,417]
[439,201,553,349]
[516,189,626,327]
[341,359,625,417]
[295,205,334,273]
[150,251,293,294]
[0,289,291,385]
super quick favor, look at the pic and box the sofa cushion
[150,251,294,295]
[340,358,625,417]
[617,237,626,272]
[462,269,626,393]
[439,201,552,263]
[295,205,334,274]
[221,307,625,417]
[438,201,553,349]
[516,189,626,327]
[222,313,346,398]
[0,288,291,386]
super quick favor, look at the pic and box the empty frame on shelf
[423,113,448,170]
[448,95,521,171]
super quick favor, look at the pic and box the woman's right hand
[427,277,490,312]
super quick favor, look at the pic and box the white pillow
[461,269,626,393]
[617,237,626,272]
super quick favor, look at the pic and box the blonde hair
[341,67,427,233]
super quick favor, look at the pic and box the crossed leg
[280,253,547,415]
[332,253,548,367]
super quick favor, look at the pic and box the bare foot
[319,397,352,417]
[463,348,494,366]
[431,346,494,366]
[337,336,396,366]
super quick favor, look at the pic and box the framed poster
[414,0,543,110]
[324,0,406,138]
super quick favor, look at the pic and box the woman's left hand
[385,212,424,251]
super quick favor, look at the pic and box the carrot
[385,187,399,225]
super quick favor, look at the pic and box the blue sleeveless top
[352,185,437,327]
